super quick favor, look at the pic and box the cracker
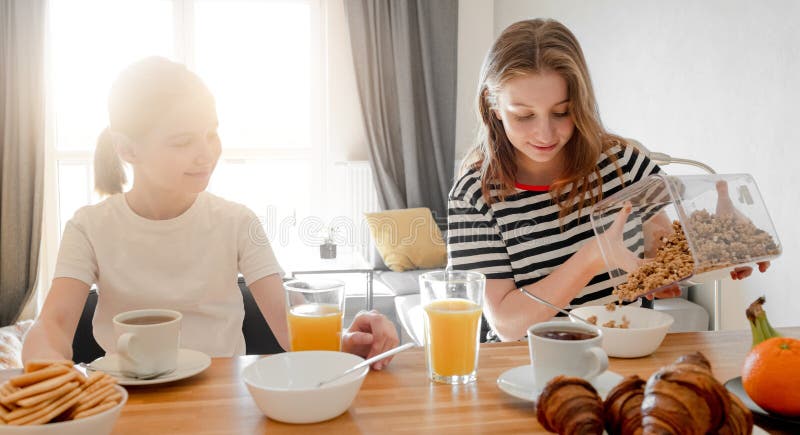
[72,383,115,414]
[0,398,16,414]
[103,391,122,404]
[81,371,107,390]
[72,399,117,420]
[0,371,77,405]
[0,401,12,420]
[23,360,74,374]
[16,381,79,408]
[83,377,113,395]
[0,381,18,397]
[8,385,82,426]
[5,381,78,421]
[3,395,55,421]
[10,365,70,388]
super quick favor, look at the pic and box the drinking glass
[420,270,485,384]
[285,279,345,351]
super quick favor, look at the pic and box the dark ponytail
[94,128,127,196]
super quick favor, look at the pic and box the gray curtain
[0,0,46,325]
[344,0,457,219]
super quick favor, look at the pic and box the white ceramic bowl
[570,305,674,358]
[0,385,127,435]
[242,351,368,424]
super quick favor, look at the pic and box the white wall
[455,0,495,161]
[461,0,800,330]
[326,0,369,162]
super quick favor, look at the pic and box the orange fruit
[742,337,800,417]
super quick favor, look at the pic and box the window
[193,0,320,151]
[46,0,327,267]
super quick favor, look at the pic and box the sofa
[0,320,33,369]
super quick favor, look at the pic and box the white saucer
[496,364,624,402]
[87,348,211,386]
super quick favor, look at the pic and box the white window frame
[37,0,331,310]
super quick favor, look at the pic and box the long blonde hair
[465,19,625,220]
[94,57,214,196]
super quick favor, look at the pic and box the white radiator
[333,161,380,261]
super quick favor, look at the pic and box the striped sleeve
[615,145,668,221]
[621,145,662,186]
[447,173,513,279]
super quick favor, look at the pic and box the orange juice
[287,303,343,351]
[424,298,482,376]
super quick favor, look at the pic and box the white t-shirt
[54,192,284,357]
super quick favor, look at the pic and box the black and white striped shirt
[447,145,661,309]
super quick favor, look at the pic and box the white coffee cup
[112,309,182,377]
[528,320,608,392]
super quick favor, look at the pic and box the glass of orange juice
[420,270,485,384]
[285,279,345,351]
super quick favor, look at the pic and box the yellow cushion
[365,208,447,272]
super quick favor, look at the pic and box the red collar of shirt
[514,182,550,192]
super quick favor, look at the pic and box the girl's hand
[643,211,673,258]
[646,283,682,300]
[597,201,642,273]
[715,180,748,222]
[715,182,772,280]
[341,310,400,370]
[730,261,771,280]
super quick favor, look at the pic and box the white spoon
[316,342,416,388]
[518,287,597,328]
[78,362,175,380]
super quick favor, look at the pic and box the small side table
[279,246,375,311]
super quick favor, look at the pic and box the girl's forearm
[22,277,91,363]
[489,240,606,341]
[248,274,291,351]
[22,319,73,363]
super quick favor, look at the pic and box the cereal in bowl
[601,316,631,329]
[586,314,632,329]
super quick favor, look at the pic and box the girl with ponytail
[24,57,398,365]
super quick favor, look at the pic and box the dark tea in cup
[534,329,597,341]
[121,315,176,326]
[528,321,608,391]
[113,309,182,377]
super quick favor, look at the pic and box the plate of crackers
[0,360,126,434]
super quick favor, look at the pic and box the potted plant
[319,226,338,259]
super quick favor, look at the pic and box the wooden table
[113,328,799,434]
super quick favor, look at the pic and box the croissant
[536,375,604,435]
[603,375,645,435]
[718,392,754,435]
[673,351,713,372]
[641,352,732,434]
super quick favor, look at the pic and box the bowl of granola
[570,304,674,358]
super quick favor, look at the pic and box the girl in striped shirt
[448,19,766,341]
